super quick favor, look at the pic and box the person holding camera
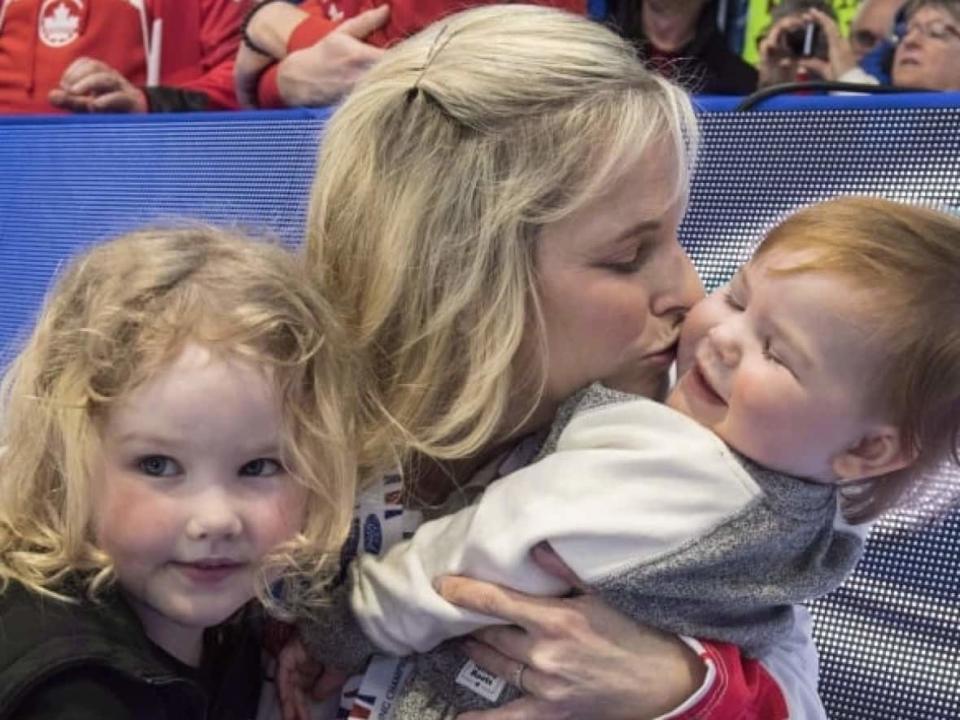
[756,0,843,87]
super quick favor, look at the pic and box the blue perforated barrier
[1,97,958,719]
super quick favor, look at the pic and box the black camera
[781,22,828,59]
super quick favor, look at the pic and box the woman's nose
[651,244,705,321]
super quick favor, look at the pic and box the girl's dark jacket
[0,579,263,720]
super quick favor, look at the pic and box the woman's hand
[757,14,809,87]
[49,57,148,113]
[436,543,706,720]
[275,634,350,720]
[234,1,311,108]
[274,6,389,108]
[235,42,277,108]
[234,3,388,108]
[797,9,858,82]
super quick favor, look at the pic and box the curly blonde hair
[307,5,698,477]
[0,227,357,613]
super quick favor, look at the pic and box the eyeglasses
[897,19,960,43]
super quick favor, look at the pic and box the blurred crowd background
[0,0,957,115]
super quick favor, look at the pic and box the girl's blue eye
[137,455,181,477]
[239,458,284,477]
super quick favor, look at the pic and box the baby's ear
[831,425,915,483]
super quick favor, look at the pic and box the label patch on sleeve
[455,660,506,702]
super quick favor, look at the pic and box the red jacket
[316,0,587,47]
[257,0,587,108]
[0,0,249,114]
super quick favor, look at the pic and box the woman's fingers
[798,57,832,79]
[806,8,857,78]
[462,637,546,698]
[436,575,566,631]
[806,8,843,45]
[338,3,391,40]
[311,664,350,701]
[275,637,324,720]
[530,541,588,592]
[469,625,532,661]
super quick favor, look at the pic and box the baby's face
[667,249,879,482]
[92,343,306,662]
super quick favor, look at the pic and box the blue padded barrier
[0,109,331,364]
[1,98,959,719]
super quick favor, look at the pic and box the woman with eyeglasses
[889,0,960,88]
[760,0,960,91]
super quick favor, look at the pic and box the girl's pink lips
[172,560,246,584]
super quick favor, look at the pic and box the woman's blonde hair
[756,196,960,523]
[307,4,697,475]
[0,227,357,612]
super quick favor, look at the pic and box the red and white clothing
[0,0,249,113]
[255,0,587,108]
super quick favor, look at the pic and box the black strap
[143,86,211,113]
[241,0,293,57]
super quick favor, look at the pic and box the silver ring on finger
[512,662,527,693]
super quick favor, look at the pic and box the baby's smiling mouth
[691,361,726,406]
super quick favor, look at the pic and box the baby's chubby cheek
[674,328,698,379]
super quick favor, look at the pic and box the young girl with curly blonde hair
[0,227,357,720]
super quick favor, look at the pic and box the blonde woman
[0,228,356,720]
[295,6,827,719]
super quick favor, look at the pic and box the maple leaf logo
[39,0,82,48]
[328,2,345,22]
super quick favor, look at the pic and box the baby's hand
[276,635,350,720]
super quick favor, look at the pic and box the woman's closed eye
[239,458,284,478]
[137,455,182,477]
[600,241,655,274]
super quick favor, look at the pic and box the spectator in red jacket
[234,0,586,109]
[0,0,249,114]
